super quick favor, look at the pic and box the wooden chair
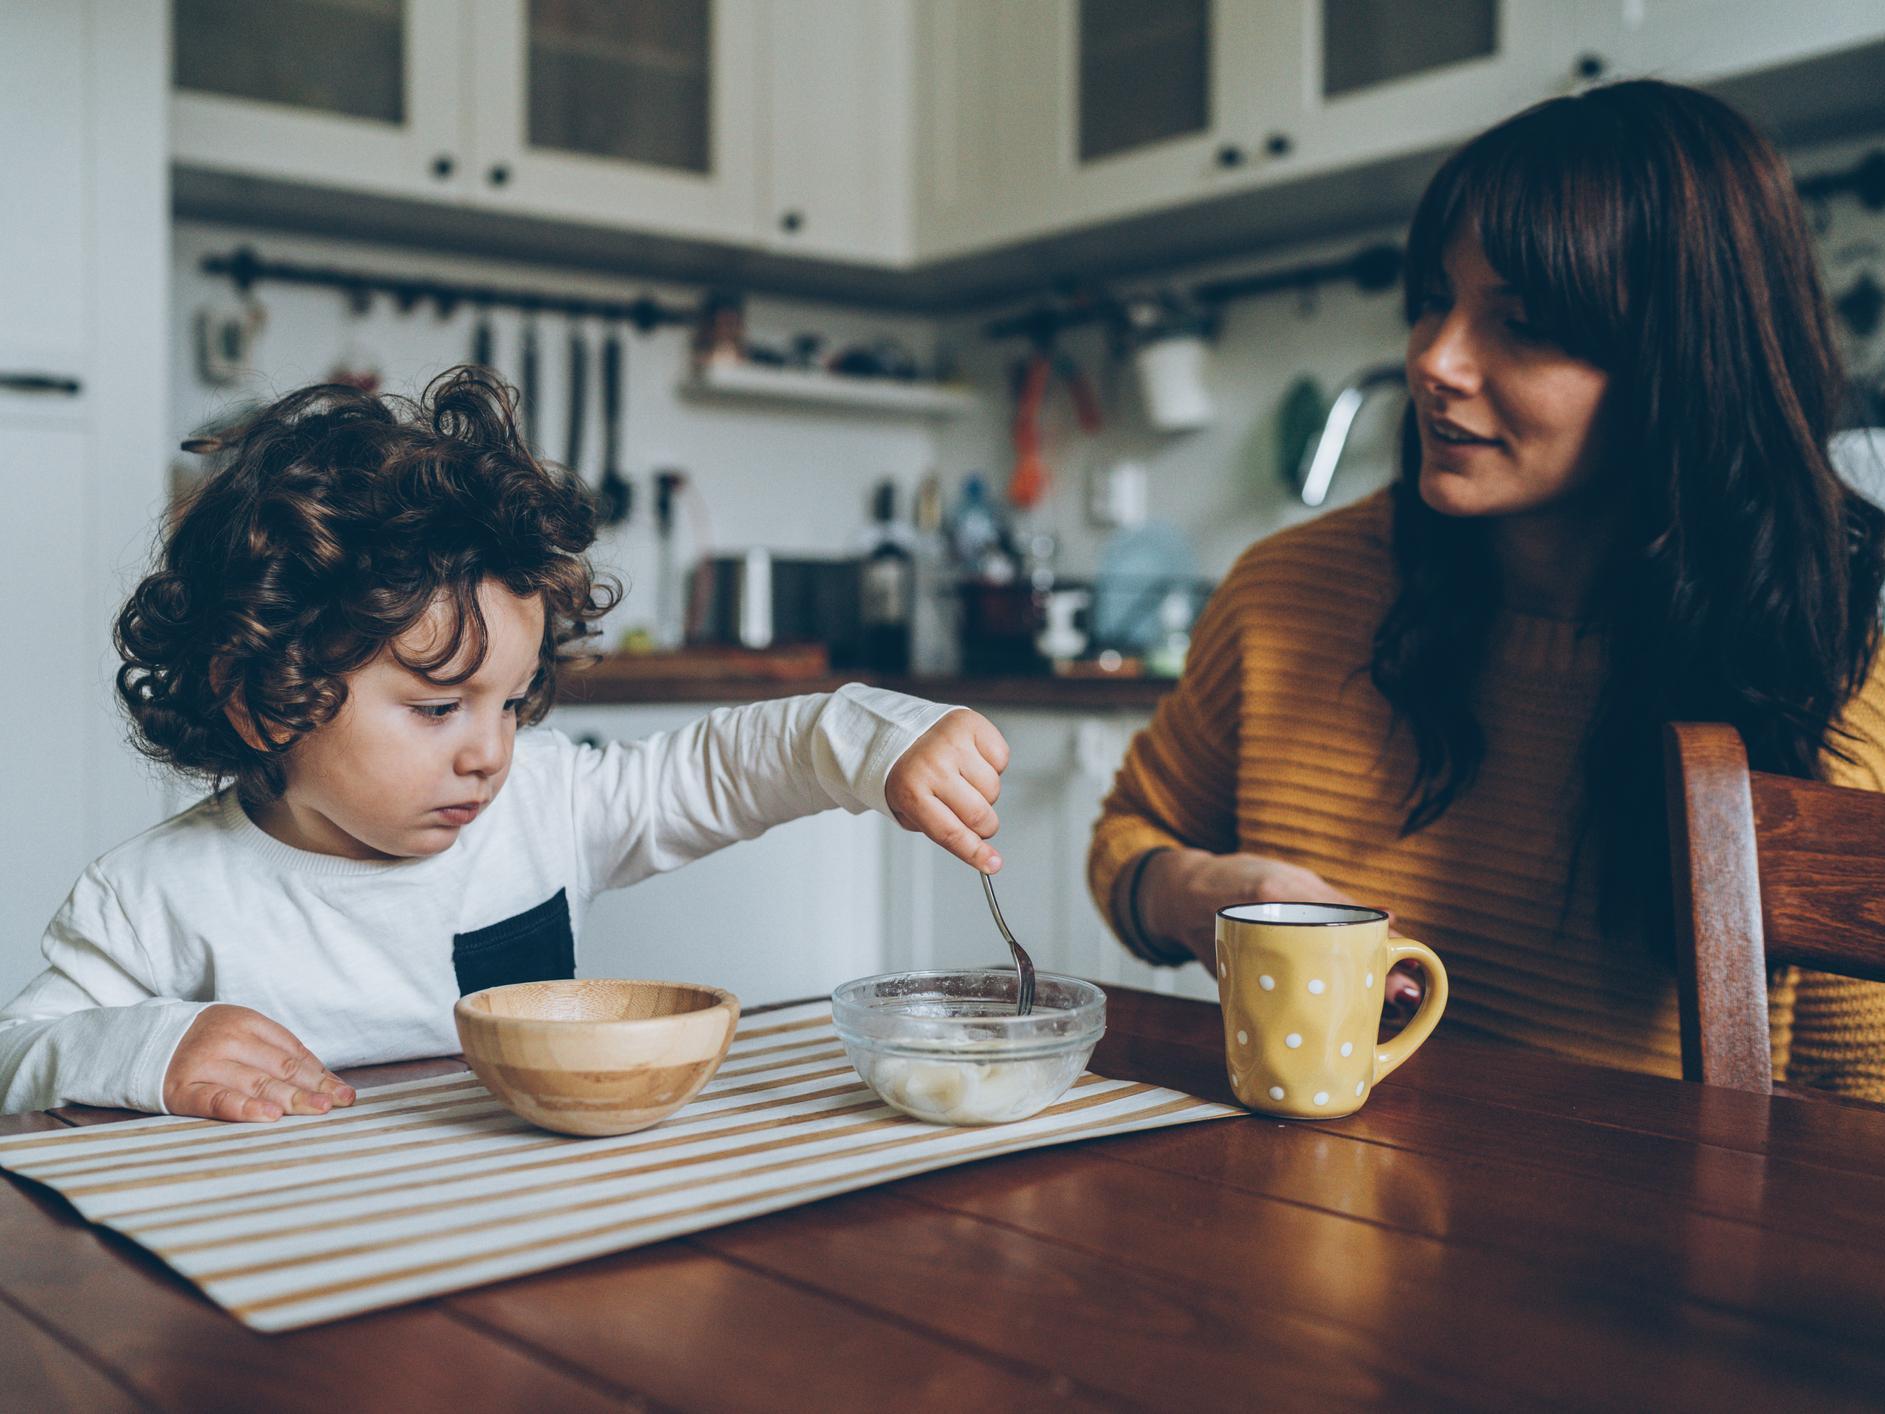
[1663,722,1885,1092]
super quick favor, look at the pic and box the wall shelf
[679,360,976,417]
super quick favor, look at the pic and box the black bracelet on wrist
[1124,847,1191,966]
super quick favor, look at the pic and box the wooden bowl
[453,979,740,1137]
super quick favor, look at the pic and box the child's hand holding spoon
[884,709,1009,874]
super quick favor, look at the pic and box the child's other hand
[162,1004,357,1122]
[885,709,1010,873]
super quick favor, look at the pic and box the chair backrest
[1663,722,1885,1092]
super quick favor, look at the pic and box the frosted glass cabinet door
[1028,0,1289,238]
[1276,0,1580,174]
[170,0,470,201]
[468,0,761,245]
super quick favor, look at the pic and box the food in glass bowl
[831,970,1106,1125]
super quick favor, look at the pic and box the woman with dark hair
[1089,80,1885,1097]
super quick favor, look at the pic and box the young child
[0,368,1010,1120]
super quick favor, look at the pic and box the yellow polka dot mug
[1215,902,1448,1119]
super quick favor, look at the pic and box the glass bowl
[831,970,1106,1125]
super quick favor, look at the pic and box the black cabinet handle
[1216,144,1247,169]
[487,164,511,187]
[432,153,455,179]
[1264,132,1294,158]
[0,372,82,396]
[1575,53,1608,81]
[779,209,804,233]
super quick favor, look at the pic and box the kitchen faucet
[1295,362,1406,507]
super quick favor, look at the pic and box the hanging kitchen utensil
[1009,352,1052,509]
[564,318,589,476]
[521,312,541,452]
[1009,349,1102,510]
[470,305,494,369]
[327,283,381,394]
[598,326,633,526]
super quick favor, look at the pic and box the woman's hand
[162,1004,356,1122]
[1140,849,1363,968]
[1141,849,1427,1009]
[885,709,1010,872]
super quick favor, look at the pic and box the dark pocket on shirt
[452,888,576,996]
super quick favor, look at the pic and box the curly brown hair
[117,366,618,804]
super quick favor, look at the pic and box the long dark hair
[1371,79,1885,934]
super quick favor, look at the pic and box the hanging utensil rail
[199,245,699,332]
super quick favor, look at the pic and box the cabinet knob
[0,372,82,396]
[487,164,511,187]
[779,209,804,233]
[1215,144,1246,169]
[1574,52,1608,82]
[1264,132,1294,159]
[431,153,455,180]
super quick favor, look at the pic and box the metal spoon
[980,870,1037,1016]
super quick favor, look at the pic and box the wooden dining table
[3,984,1884,1412]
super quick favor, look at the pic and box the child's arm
[0,867,356,1119]
[0,866,211,1114]
[565,684,1006,894]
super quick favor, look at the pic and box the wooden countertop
[556,659,1174,711]
[9,986,1885,1408]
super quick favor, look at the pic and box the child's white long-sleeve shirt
[0,685,955,1115]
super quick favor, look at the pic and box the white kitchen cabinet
[1259,0,1582,182]
[911,0,1065,259]
[0,7,91,410]
[1012,0,1292,241]
[760,0,915,265]
[1,1,171,1004]
[544,703,893,1008]
[466,0,762,246]
[172,0,842,255]
[170,0,470,204]
[1582,0,1885,85]
[928,0,1586,252]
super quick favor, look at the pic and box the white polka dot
[1307,978,1326,995]
[1339,1042,1353,1057]
[1365,972,1375,988]
[1218,962,1227,978]
[1284,1033,1302,1049]
[1259,974,1275,991]
[1356,1080,1366,1097]
[1236,1029,1249,1046]
[1268,1085,1285,1101]
[1313,1091,1329,1106]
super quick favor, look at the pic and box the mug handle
[1372,937,1449,1083]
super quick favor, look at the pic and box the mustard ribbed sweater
[1090,489,1885,1097]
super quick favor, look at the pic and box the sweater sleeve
[1777,657,1885,1100]
[0,866,210,1115]
[566,683,959,896]
[1087,555,1247,961]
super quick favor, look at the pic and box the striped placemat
[0,1002,1239,1331]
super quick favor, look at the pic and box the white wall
[171,221,952,648]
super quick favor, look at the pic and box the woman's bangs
[1405,102,1631,368]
